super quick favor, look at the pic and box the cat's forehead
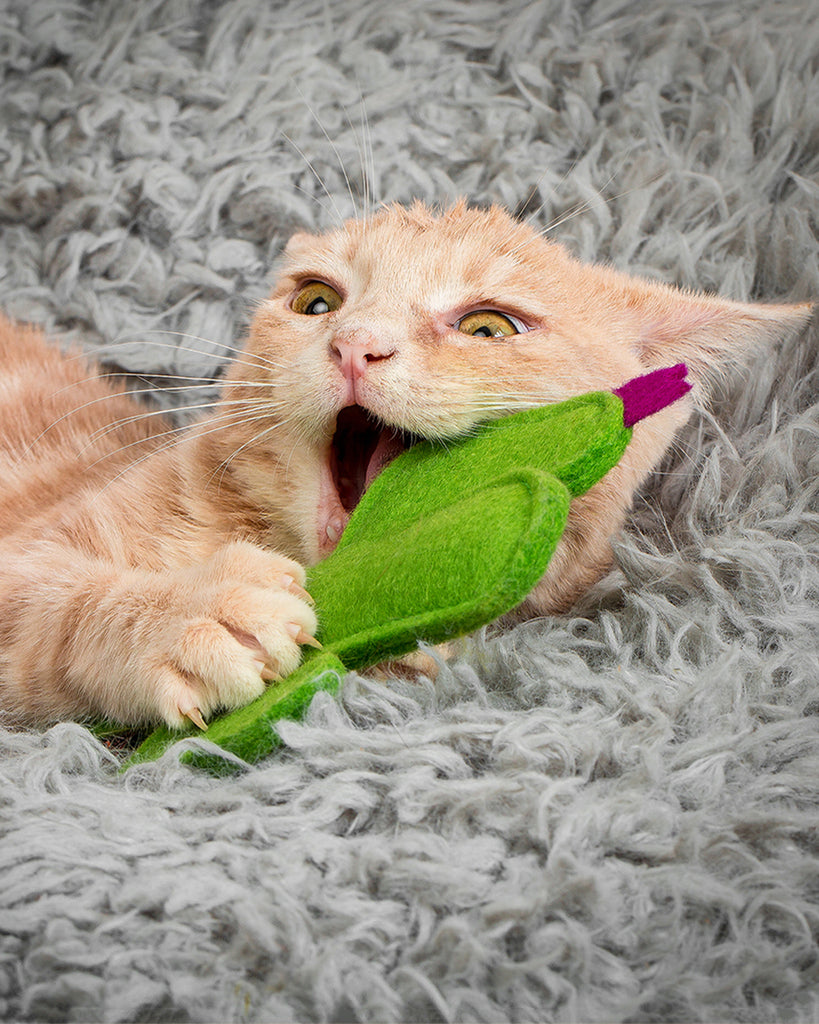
[281,202,571,310]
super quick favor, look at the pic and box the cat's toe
[241,590,319,679]
[156,583,317,728]
[141,544,318,729]
[152,649,266,731]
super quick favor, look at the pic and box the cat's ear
[614,273,813,380]
[283,232,317,261]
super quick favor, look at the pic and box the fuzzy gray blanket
[1,1,818,1021]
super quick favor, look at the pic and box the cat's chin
[316,405,411,557]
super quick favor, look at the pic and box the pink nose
[331,334,396,382]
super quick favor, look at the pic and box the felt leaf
[129,391,634,771]
[338,390,630,550]
[126,370,696,770]
[129,470,571,770]
[309,467,571,665]
[130,651,346,773]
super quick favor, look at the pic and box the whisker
[96,332,287,376]
[287,181,343,226]
[507,147,652,261]
[19,364,274,464]
[207,418,293,493]
[542,163,662,241]
[514,149,584,227]
[50,374,265,404]
[296,84,358,221]
[339,90,373,216]
[74,334,231,366]
[13,387,183,465]
[360,91,376,213]
[85,404,287,497]
[84,423,187,475]
[281,131,345,227]
[91,369,219,387]
[80,393,288,453]
[117,379,268,397]
[83,330,292,384]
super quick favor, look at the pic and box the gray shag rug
[1,1,818,1021]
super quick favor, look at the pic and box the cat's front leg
[0,540,318,729]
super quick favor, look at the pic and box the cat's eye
[291,281,343,316]
[456,310,522,338]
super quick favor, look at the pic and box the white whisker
[514,149,584,228]
[78,394,285,456]
[360,92,376,213]
[207,418,294,493]
[98,331,288,376]
[21,369,285,460]
[85,402,288,499]
[281,131,345,227]
[296,85,359,221]
[339,91,373,216]
[543,165,661,240]
[287,181,343,226]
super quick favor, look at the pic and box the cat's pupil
[306,297,330,315]
[473,326,495,337]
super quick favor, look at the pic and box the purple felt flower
[614,363,692,427]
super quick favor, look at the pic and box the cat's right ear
[597,265,814,384]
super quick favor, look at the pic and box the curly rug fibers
[1,0,818,1021]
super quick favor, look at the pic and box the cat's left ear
[283,232,318,261]
[613,271,813,379]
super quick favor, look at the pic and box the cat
[0,200,811,730]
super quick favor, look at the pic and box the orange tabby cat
[0,201,811,729]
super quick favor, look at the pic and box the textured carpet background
[1,1,819,1021]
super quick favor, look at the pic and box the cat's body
[0,202,811,729]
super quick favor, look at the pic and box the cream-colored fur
[0,202,811,728]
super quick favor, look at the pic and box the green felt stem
[127,470,570,770]
[127,650,345,770]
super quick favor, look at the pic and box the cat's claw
[298,631,323,650]
[135,545,318,728]
[286,623,323,649]
[183,706,208,731]
[282,574,315,606]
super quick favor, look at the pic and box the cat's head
[222,200,811,562]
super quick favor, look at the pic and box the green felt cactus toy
[129,364,690,772]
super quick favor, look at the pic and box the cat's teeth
[326,522,340,543]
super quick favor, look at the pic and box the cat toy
[129,363,691,773]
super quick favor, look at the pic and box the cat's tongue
[323,408,409,554]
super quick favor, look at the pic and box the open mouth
[319,405,415,553]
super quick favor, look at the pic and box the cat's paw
[143,542,318,730]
